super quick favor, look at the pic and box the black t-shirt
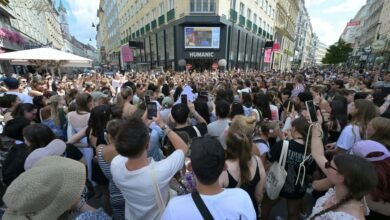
[267,140,315,199]
[2,143,29,186]
[173,123,207,139]
[65,144,83,161]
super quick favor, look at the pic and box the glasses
[325,161,338,172]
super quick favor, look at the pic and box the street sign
[371,40,386,51]
[212,63,218,69]
[347,21,360,26]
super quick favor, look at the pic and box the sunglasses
[325,161,338,172]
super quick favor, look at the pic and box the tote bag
[265,140,289,200]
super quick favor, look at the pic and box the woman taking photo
[219,115,266,217]
[262,117,316,220]
[309,124,378,220]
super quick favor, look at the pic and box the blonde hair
[48,95,62,126]
[369,117,390,149]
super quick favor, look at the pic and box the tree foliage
[322,39,352,64]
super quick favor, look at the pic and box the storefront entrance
[187,59,214,72]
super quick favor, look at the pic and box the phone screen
[305,100,318,123]
[145,95,150,104]
[147,102,157,119]
[181,94,187,104]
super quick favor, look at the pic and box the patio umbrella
[0,47,92,68]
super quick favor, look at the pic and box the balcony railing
[151,20,157,29]
[246,19,252,30]
[230,9,238,22]
[167,9,175,22]
[252,24,258,33]
[158,15,165,26]
[239,15,245,26]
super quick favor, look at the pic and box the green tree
[322,39,352,64]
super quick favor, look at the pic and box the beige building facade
[273,0,299,71]
[98,0,277,71]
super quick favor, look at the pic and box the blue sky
[306,0,367,46]
[56,0,99,47]
[61,0,367,48]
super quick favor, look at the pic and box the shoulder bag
[265,140,289,200]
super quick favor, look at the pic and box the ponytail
[226,131,252,185]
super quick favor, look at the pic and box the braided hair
[309,193,353,219]
[310,154,378,219]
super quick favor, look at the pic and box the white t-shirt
[5,91,33,104]
[336,124,361,151]
[111,150,185,220]
[161,188,257,220]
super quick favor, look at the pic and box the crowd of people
[0,68,388,220]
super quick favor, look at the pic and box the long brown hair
[225,115,256,185]
[310,154,378,219]
[351,99,379,138]
[369,117,390,149]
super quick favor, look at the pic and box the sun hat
[352,140,390,162]
[24,139,67,170]
[3,156,86,220]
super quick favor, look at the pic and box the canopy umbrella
[0,47,92,68]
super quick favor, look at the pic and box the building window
[247,9,251,20]
[259,17,262,28]
[239,2,244,15]
[265,1,268,13]
[152,8,156,19]
[168,0,174,10]
[268,5,271,16]
[253,13,257,25]
[231,0,236,10]
[159,3,164,16]
[190,0,215,13]
[261,0,264,8]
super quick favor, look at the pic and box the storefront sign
[189,52,214,58]
[121,44,134,63]
[264,48,273,63]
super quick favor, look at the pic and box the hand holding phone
[147,102,157,120]
[305,100,318,123]
[181,94,187,104]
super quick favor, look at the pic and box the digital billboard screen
[184,27,220,49]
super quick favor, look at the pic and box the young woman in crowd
[262,117,316,220]
[11,103,37,121]
[310,124,378,220]
[219,115,266,217]
[252,92,272,122]
[328,99,379,153]
[115,87,136,119]
[97,119,125,220]
[365,117,390,149]
[40,95,67,139]
[253,120,281,164]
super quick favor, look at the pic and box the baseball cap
[162,97,174,108]
[3,77,20,89]
[3,156,86,220]
[24,139,67,170]
[190,137,225,185]
[91,91,108,100]
[352,140,390,162]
